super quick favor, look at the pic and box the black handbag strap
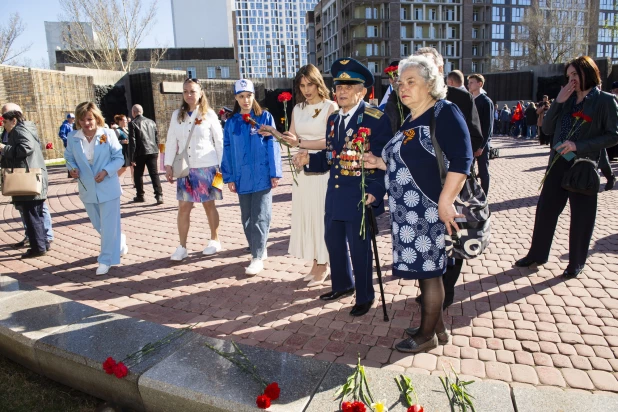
[429,106,447,187]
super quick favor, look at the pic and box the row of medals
[334,140,375,177]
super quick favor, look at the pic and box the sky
[3,0,175,67]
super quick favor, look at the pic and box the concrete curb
[1,275,617,411]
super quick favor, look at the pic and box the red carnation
[357,127,370,137]
[102,357,117,374]
[256,394,271,409]
[242,113,251,122]
[45,142,53,149]
[350,401,366,412]
[218,109,225,116]
[278,91,293,102]
[408,406,425,412]
[0,116,4,127]
[353,137,364,144]
[342,402,353,412]
[113,361,128,378]
[264,382,280,400]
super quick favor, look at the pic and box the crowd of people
[2,49,618,354]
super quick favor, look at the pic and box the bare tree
[0,13,33,64]
[513,0,591,67]
[58,0,161,72]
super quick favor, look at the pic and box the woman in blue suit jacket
[64,102,127,276]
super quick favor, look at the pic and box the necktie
[338,114,349,144]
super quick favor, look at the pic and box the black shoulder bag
[430,107,491,259]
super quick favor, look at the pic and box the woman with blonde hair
[164,78,224,261]
[64,101,127,275]
[259,64,337,285]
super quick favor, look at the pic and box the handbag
[2,159,42,197]
[430,107,491,259]
[209,119,224,190]
[561,157,600,196]
[172,119,198,178]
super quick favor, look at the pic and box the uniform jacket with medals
[305,100,392,222]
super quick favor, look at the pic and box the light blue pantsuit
[64,127,125,266]
[84,198,121,265]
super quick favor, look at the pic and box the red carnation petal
[256,394,271,409]
[264,382,280,400]
[113,362,128,378]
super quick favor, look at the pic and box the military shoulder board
[364,107,383,119]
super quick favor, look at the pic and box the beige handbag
[2,161,42,196]
[172,120,198,178]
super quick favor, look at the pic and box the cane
[367,206,389,322]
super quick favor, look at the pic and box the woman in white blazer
[64,101,127,275]
[164,78,224,261]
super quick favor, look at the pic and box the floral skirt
[176,166,222,203]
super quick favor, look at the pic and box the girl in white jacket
[164,78,224,261]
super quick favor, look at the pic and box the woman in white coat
[164,78,224,261]
[64,101,127,275]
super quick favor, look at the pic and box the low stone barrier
[1,274,617,411]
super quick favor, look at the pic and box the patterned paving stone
[2,137,618,392]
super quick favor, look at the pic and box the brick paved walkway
[2,136,618,393]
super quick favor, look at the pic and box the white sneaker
[96,264,110,276]
[245,259,264,276]
[171,246,188,261]
[202,239,222,255]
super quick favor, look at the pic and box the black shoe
[319,288,354,301]
[605,176,615,191]
[46,242,51,251]
[12,238,29,249]
[21,249,46,259]
[514,256,547,267]
[405,327,450,344]
[395,335,438,353]
[350,300,374,317]
[563,265,584,279]
[133,196,145,203]
[155,196,164,205]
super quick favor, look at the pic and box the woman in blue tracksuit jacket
[221,79,282,276]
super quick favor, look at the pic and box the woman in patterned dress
[364,56,473,353]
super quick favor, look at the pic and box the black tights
[414,276,445,343]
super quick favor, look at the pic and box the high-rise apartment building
[234,0,319,78]
[311,0,617,75]
[44,21,95,69]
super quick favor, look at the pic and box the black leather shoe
[563,265,584,279]
[605,176,615,191]
[319,288,354,301]
[350,300,374,317]
[21,249,46,259]
[46,242,51,251]
[514,256,547,267]
[12,238,29,249]
[133,196,145,203]
[155,196,164,205]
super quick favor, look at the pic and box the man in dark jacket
[467,73,494,196]
[129,104,163,204]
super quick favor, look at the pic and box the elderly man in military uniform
[294,58,392,317]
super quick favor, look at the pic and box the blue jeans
[528,125,537,138]
[238,188,272,259]
[18,201,54,242]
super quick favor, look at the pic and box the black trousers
[528,156,597,269]
[442,258,464,303]
[17,200,46,252]
[477,147,490,196]
[599,149,614,180]
[134,154,162,198]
